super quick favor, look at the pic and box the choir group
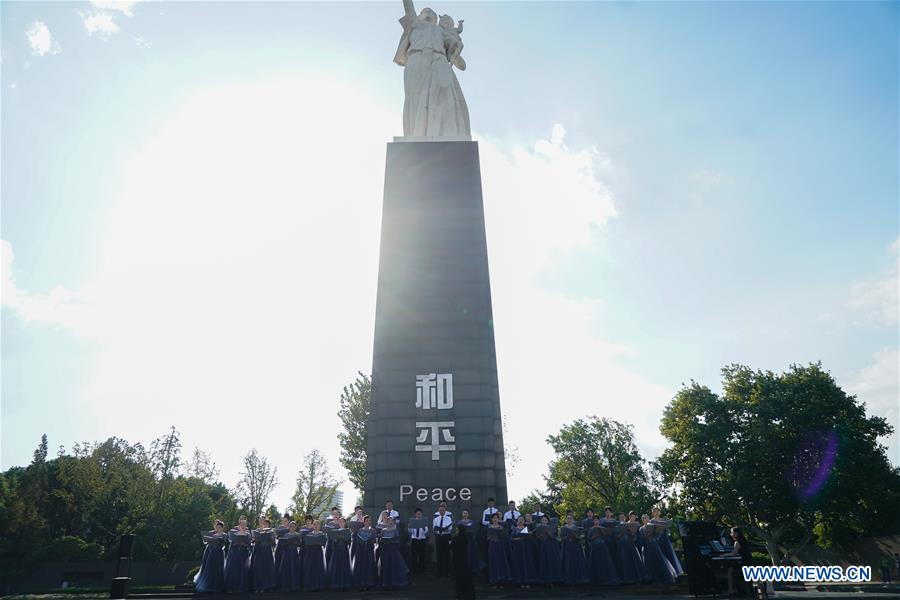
[193,499,684,594]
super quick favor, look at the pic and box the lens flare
[788,430,839,501]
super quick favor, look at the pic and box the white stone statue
[393,1,471,139]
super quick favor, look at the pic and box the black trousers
[410,539,429,575]
[435,534,452,576]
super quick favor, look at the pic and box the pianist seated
[728,527,753,598]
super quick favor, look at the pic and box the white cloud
[849,237,899,326]
[3,76,393,508]
[1,240,87,328]
[25,21,61,57]
[480,124,617,272]
[82,12,120,37]
[847,347,899,466]
[3,77,670,507]
[480,127,671,497]
[82,1,144,38]
[90,1,143,17]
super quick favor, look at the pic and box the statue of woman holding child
[393,1,471,139]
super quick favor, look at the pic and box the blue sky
[2,1,898,510]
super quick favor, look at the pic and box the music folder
[326,528,351,542]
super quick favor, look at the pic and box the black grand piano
[678,521,743,596]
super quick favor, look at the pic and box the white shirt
[482,507,499,525]
[410,524,429,540]
[504,510,521,522]
[433,513,452,534]
[377,509,399,525]
[532,512,545,519]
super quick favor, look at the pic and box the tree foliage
[657,363,900,564]
[337,372,371,494]
[545,417,664,516]
[503,420,520,478]
[289,449,341,521]
[185,447,220,485]
[150,426,182,513]
[518,489,563,518]
[235,449,278,521]
[0,431,240,586]
[32,434,48,465]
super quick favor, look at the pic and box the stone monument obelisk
[363,1,508,519]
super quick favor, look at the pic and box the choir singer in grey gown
[651,508,683,576]
[224,517,251,593]
[195,520,227,594]
[250,517,276,592]
[640,515,677,585]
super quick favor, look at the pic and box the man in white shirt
[378,499,400,525]
[432,502,453,577]
[503,500,521,523]
[481,497,499,526]
[531,502,546,521]
[409,507,429,576]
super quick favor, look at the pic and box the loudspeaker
[117,534,135,559]
[109,577,130,599]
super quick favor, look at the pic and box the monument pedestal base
[364,141,507,519]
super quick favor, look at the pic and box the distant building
[312,488,344,518]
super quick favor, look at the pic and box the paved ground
[6,580,898,600]
[128,592,900,600]
[5,591,899,600]
[199,583,893,600]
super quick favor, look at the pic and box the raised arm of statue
[394,0,418,66]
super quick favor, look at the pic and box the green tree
[546,417,663,516]
[518,489,562,518]
[38,535,104,562]
[146,475,238,560]
[235,448,278,521]
[185,447,220,485]
[0,466,48,582]
[265,504,281,524]
[503,420,520,478]
[32,434,48,464]
[658,363,900,564]
[289,449,341,521]
[26,434,51,535]
[0,434,242,586]
[337,372,371,495]
[150,426,182,512]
